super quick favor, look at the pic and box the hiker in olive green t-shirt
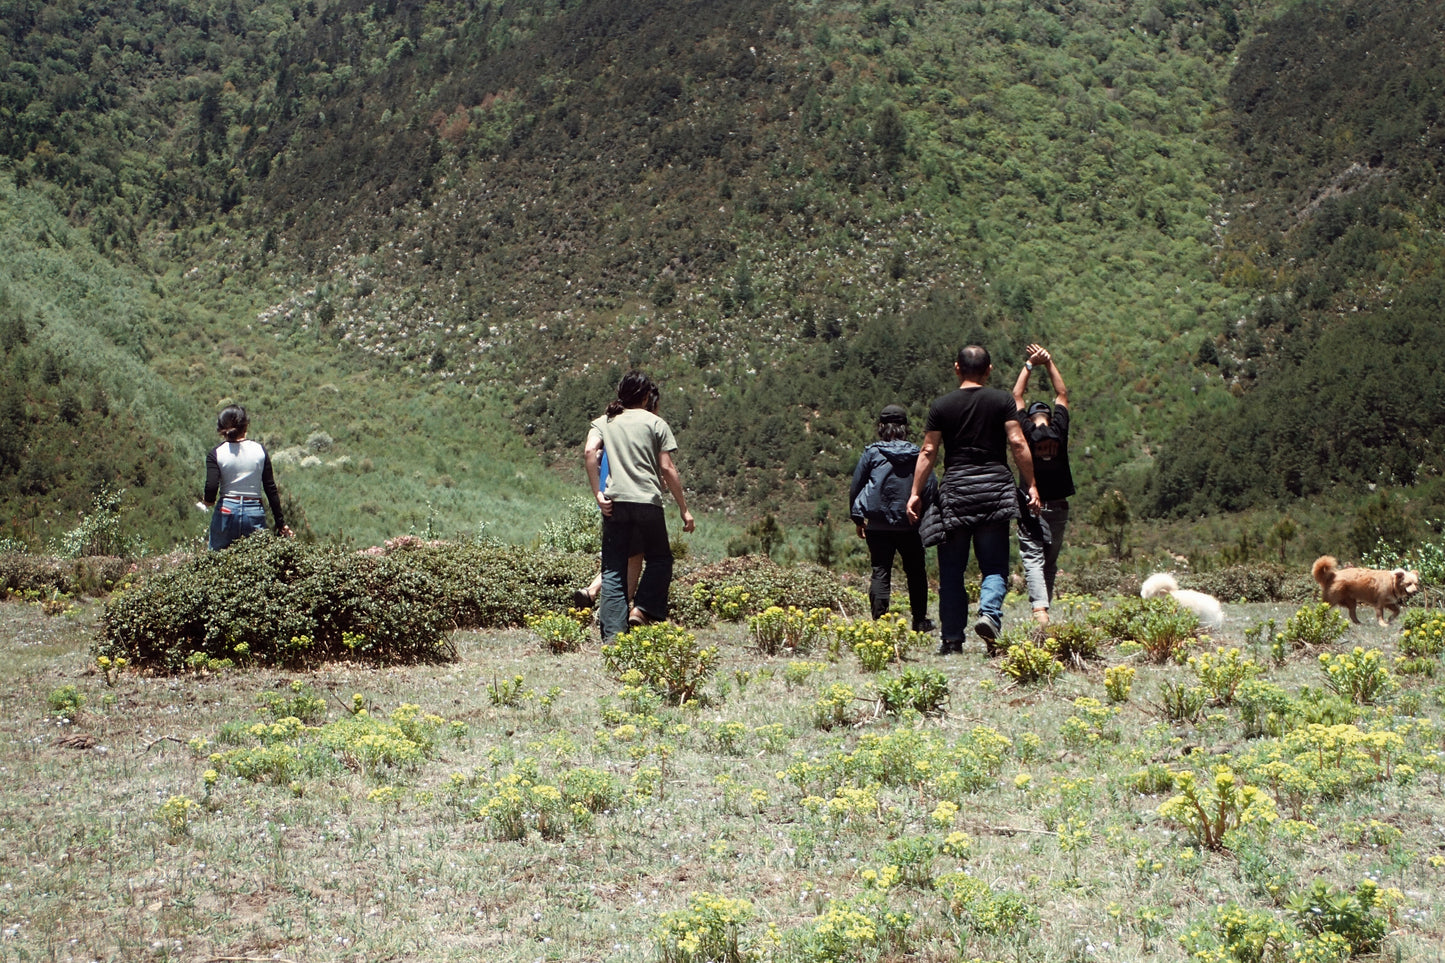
[584,371,695,642]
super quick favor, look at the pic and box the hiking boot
[628,607,657,628]
[935,639,963,656]
[913,618,936,634]
[573,588,595,609]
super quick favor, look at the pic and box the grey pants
[1019,500,1069,610]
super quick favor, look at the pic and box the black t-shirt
[924,386,1018,471]
[1018,404,1075,501]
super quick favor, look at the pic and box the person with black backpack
[848,404,936,632]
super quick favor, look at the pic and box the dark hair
[956,345,991,379]
[647,384,660,413]
[606,371,655,417]
[876,422,909,442]
[216,405,249,442]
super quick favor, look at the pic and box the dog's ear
[1393,570,1407,591]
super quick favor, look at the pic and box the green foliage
[487,674,532,708]
[1103,664,1136,704]
[874,667,949,717]
[747,605,832,656]
[836,614,920,672]
[1090,490,1131,560]
[99,537,459,671]
[46,684,84,721]
[1093,596,1200,664]
[1285,879,1387,956]
[935,872,1038,939]
[682,557,852,617]
[1318,648,1397,706]
[526,612,589,654]
[1189,647,1263,706]
[1282,603,1348,651]
[49,486,144,558]
[654,891,755,963]
[100,538,599,671]
[998,639,1062,686]
[1157,766,1278,852]
[259,681,328,725]
[806,683,859,732]
[601,624,718,705]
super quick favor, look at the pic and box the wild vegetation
[0,0,1441,554]
[6,564,1445,961]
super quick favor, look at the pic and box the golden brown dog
[1311,555,1421,626]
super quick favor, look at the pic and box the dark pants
[865,528,929,623]
[599,502,672,641]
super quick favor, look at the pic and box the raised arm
[1033,345,1068,408]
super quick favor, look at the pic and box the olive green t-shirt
[587,408,678,507]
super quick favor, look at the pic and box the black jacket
[918,460,1018,547]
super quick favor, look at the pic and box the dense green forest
[0,0,1441,555]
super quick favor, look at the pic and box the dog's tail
[1141,572,1179,599]
[1311,555,1339,588]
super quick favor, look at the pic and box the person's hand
[1027,343,1049,364]
[906,493,922,524]
[680,509,695,533]
[279,525,295,538]
[855,523,867,540]
[596,492,614,517]
[1025,485,1042,515]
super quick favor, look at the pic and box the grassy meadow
[4,585,1445,963]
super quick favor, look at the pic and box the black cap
[1026,401,1052,419]
[879,404,909,425]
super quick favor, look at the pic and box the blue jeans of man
[1019,500,1069,611]
[935,520,1010,643]
[599,501,672,642]
[208,496,267,550]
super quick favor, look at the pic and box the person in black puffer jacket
[908,345,1040,655]
[849,404,937,631]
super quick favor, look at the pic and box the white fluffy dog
[1141,573,1223,631]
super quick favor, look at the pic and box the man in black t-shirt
[1012,343,1075,625]
[908,345,1040,655]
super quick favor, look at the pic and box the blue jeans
[1019,500,1069,611]
[599,502,672,642]
[208,496,267,550]
[935,520,1010,643]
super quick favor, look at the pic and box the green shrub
[875,667,949,717]
[1318,647,1397,705]
[1282,602,1348,650]
[999,639,1062,685]
[0,552,137,598]
[1041,620,1105,668]
[99,537,457,671]
[259,681,328,724]
[47,684,85,721]
[601,624,717,705]
[98,538,603,671]
[679,556,851,615]
[1187,564,1302,603]
[1285,878,1387,956]
[526,612,588,654]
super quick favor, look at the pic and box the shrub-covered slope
[1,0,1442,546]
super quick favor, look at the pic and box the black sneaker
[913,618,936,633]
[973,613,1001,643]
[935,639,963,656]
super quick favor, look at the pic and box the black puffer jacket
[917,461,1019,547]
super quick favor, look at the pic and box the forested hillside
[1,0,1442,552]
